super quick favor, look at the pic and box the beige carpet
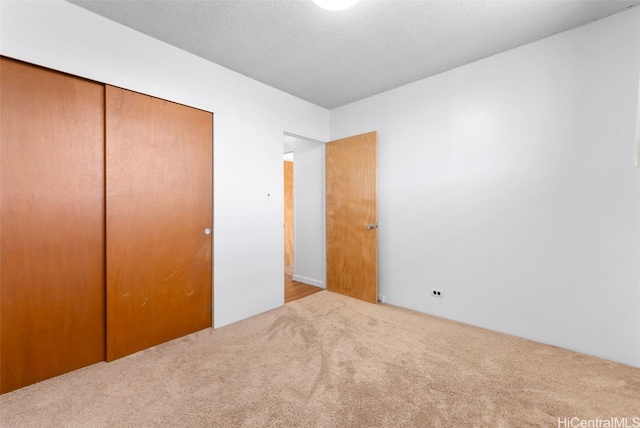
[1,291,639,427]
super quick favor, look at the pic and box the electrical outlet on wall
[431,288,443,298]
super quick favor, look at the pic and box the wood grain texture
[284,161,294,267]
[106,85,213,361]
[0,58,106,393]
[326,131,378,303]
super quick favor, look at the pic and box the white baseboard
[292,275,325,288]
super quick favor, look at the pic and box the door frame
[283,132,327,289]
[283,131,379,302]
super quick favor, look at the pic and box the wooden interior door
[284,160,294,267]
[106,85,213,361]
[326,131,378,303]
[0,58,106,393]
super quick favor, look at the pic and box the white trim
[636,77,640,167]
[292,275,325,289]
[284,131,326,145]
[321,143,327,289]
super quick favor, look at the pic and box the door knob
[366,223,377,230]
[204,228,211,235]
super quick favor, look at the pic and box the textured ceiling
[67,0,640,109]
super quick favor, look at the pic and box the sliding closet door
[0,58,105,393]
[106,86,213,361]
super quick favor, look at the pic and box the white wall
[331,7,640,367]
[4,0,640,368]
[293,139,326,288]
[0,0,330,328]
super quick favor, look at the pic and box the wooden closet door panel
[106,86,213,361]
[0,58,105,393]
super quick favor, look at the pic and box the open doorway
[283,133,325,303]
